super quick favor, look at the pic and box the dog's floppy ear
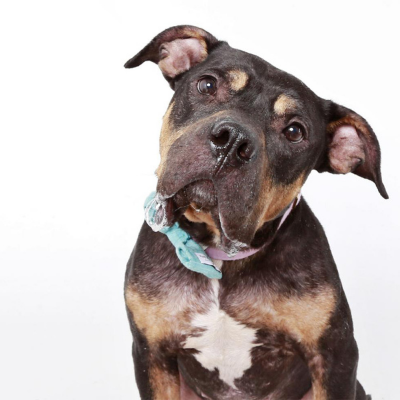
[316,102,388,199]
[124,25,219,87]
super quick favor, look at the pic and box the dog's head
[126,25,388,253]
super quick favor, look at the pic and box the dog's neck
[179,193,302,259]
[205,193,301,260]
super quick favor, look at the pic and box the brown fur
[274,94,298,115]
[125,286,188,344]
[126,271,335,352]
[128,276,334,399]
[228,283,335,399]
[156,102,177,178]
[256,174,305,230]
[227,69,249,91]
[125,282,214,345]
[150,365,181,400]
[228,285,336,347]
[308,354,328,400]
[327,114,371,139]
[184,205,220,236]
[178,27,209,49]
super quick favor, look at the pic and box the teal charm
[144,192,222,279]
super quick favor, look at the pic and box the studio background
[1,0,399,399]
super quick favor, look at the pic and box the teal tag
[144,192,222,279]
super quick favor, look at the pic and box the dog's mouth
[174,180,218,213]
[161,179,250,254]
[158,180,217,224]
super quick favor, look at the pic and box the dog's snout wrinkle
[213,138,236,176]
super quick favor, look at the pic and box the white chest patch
[184,279,260,388]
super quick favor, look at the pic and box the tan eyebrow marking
[228,69,249,91]
[274,94,298,115]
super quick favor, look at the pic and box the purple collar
[205,193,302,261]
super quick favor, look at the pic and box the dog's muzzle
[156,116,266,251]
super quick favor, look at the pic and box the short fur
[124,25,386,400]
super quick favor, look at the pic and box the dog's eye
[283,124,304,143]
[197,77,217,95]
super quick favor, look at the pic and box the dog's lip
[168,179,218,211]
[165,180,253,253]
[158,177,212,199]
[152,179,216,227]
[158,178,259,252]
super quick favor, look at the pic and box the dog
[123,25,387,400]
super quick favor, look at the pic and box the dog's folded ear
[124,25,219,87]
[316,102,388,199]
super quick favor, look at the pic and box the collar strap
[144,192,301,279]
[205,193,302,261]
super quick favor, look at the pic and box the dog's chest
[183,279,260,388]
[126,257,336,396]
[178,274,336,395]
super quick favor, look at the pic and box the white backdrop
[1,0,399,399]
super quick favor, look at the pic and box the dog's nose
[210,121,256,163]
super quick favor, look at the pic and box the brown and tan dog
[124,26,387,400]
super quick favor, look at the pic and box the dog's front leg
[140,359,180,400]
[130,324,180,400]
[125,273,183,400]
[306,300,360,400]
[307,344,358,400]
